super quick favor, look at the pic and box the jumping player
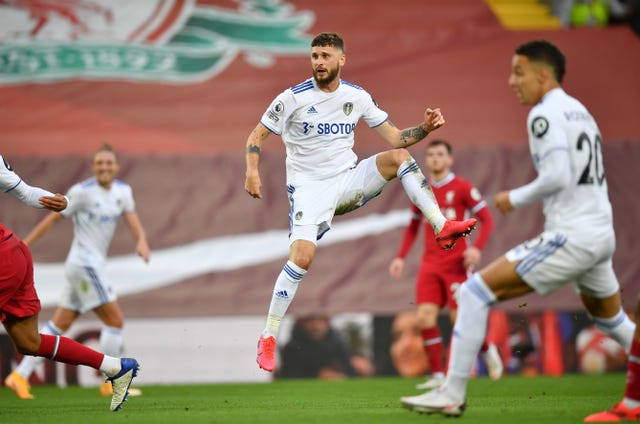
[244,32,477,373]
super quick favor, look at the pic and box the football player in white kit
[6,144,149,400]
[0,155,139,411]
[400,40,635,417]
[245,32,478,373]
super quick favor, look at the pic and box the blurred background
[0,0,638,386]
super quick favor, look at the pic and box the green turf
[0,373,625,424]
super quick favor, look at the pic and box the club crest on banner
[0,0,315,85]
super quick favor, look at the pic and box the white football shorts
[288,154,387,245]
[505,231,620,298]
[60,263,117,313]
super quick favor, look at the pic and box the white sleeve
[7,179,56,209]
[509,148,571,207]
[123,185,135,213]
[361,91,388,128]
[259,90,295,135]
[0,155,55,208]
[0,155,21,192]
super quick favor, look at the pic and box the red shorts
[415,258,469,309]
[0,235,41,322]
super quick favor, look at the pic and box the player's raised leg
[377,150,476,250]
[4,314,140,411]
[37,333,139,412]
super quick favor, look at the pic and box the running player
[389,139,502,390]
[400,39,635,417]
[0,154,138,411]
[6,144,147,401]
[245,32,477,373]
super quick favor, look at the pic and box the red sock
[37,334,104,370]
[422,327,444,374]
[626,340,640,402]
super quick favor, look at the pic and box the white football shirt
[61,177,135,268]
[511,88,613,244]
[260,78,388,183]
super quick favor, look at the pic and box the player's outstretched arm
[245,123,271,199]
[1,155,68,211]
[8,179,68,212]
[504,149,571,211]
[375,108,445,148]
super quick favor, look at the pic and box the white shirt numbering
[512,88,613,244]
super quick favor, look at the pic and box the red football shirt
[396,172,493,264]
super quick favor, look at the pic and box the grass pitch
[0,373,624,424]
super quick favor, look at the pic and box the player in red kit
[389,140,503,389]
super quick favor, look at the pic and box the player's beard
[313,65,339,87]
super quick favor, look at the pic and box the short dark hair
[311,32,345,52]
[427,139,452,155]
[515,40,566,83]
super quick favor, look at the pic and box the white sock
[262,260,306,339]
[592,309,634,352]
[397,157,446,232]
[624,397,640,409]
[445,274,497,401]
[99,355,121,377]
[99,325,123,357]
[16,321,62,378]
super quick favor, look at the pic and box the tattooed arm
[245,123,272,199]
[374,108,445,148]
